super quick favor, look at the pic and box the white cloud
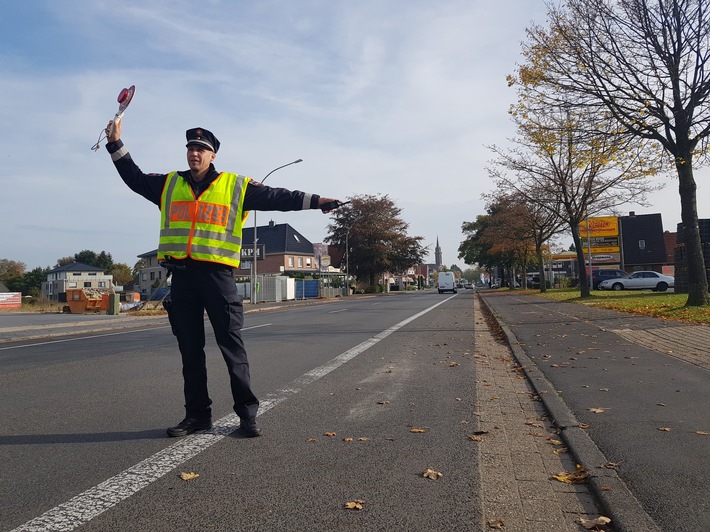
[1,0,699,272]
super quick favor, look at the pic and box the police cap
[186,127,220,153]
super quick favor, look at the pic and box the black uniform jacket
[106,140,320,211]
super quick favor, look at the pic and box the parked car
[598,271,674,292]
[591,269,627,290]
[464,282,473,289]
[526,274,541,288]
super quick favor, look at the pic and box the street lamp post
[345,226,351,296]
[251,159,303,302]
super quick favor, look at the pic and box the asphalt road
[1,292,483,531]
[480,291,710,532]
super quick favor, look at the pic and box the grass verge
[496,288,710,325]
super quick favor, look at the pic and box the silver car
[598,271,674,292]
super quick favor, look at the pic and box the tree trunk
[535,244,547,293]
[571,226,590,298]
[676,157,710,306]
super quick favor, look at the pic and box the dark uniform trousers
[166,261,259,421]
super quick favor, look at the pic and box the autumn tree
[489,98,659,297]
[483,192,566,292]
[459,201,532,287]
[0,259,26,282]
[55,257,75,267]
[109,263,134,286]
[516,0,710,305]
[458,215,495,273]
[325,194,427,288]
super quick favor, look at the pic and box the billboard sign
[578,216,619,238]
[240,244,266,261]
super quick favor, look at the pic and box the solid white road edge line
[11,295,456,532]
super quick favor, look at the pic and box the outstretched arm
[105,117,166,206]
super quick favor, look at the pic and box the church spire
[435,236,442,269]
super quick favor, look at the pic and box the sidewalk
[473,295,610,531]
[478,290,710,532]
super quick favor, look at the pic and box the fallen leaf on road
[657,403,666,407]
[448,361,460,367]
[603,461,622,469]
[377,400,390,405]
[696,431,709,436]
[324,431,337,437]
[657,427,672,432]
[599,388,609,392]
[587,407,608,414]
[468,435,483,441]
[410,428,426,433]
[552,447,568,455]
[578,515,612,529]
[551,464,588,484]
[525,421,543,428]
[579,423,591,429]
[423,467,443,480]
[343,437,354,442]
[600,486,612,491]
[344,499,365,510]
[305,438,318,443]
[179,472,199,481]
[487,518,505,529]
[546,437,562,445]
[357,437,369,441]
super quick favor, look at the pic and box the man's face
[186,144,215,175]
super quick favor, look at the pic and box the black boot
[238,417,262,437]
[166,417,212,437]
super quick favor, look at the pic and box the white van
[438,271,457,294]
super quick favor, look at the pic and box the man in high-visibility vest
[106,118,341,438]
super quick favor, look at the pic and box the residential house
[240,221,317,276]
[673,218,710,293]
[41,263,114,302]
[619,212,670,272]
[135,250,168,300]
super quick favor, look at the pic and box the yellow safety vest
[158,171,250,268]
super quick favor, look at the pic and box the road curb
[477,293,661,532]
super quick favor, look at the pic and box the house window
[84,282,92,288]
[142,273,148,281]
[639,240,646,250]
[306,258,312,267]
[298,257,303,267]
[73,272,81,276]
[98,281,106,288]
[89,272,97,276]
[150,271,155,281]
[68,282,77,288]
[288,257,294,267]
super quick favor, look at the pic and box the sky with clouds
[1,0,702,272]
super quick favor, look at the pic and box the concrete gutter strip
[479,295,662,532]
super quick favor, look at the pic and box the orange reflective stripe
[170,201,194,222]
[196,202,229,226]
[169,200,229,226]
